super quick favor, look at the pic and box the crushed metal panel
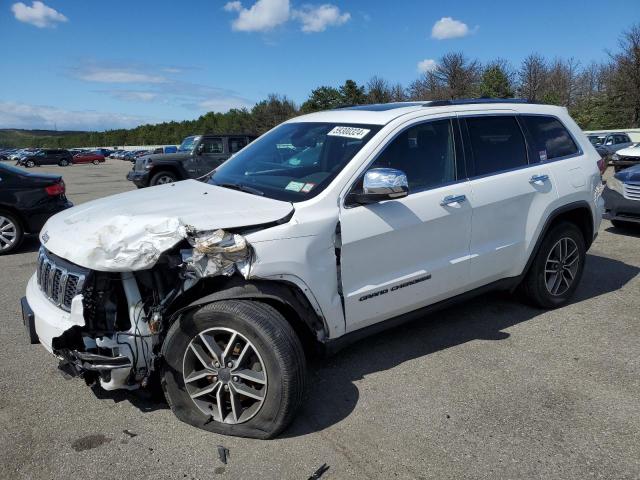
[183,228,252,280]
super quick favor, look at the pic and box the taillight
[597,158,606,175]
[45,181,65,196]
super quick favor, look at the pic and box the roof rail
[424,98,533,107]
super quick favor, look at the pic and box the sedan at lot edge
[0,163,72,254]
[72,152,105,165]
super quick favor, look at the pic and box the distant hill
[0,129,90,148]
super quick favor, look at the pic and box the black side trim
[324,277,519,355]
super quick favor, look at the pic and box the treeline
[6,24,640,149]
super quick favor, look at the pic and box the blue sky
[0,0,638,131]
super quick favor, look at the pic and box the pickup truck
[126,135,255,187]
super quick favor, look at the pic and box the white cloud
[292,4,350,33]
[198,97,254,112]
[11,1,67,28]
[223,1,242,12]
[431,17,471,40]
[77,69,168,84]
[100,90,160,102]
[417,59,437,73]
[0,101,157,131]
[227,0,290,32]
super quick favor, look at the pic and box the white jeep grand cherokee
[22,100,604,438]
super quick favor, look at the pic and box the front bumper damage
[24,227,253,391]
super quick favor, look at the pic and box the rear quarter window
[521,115,579,161]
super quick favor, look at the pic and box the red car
[72,152,105,165]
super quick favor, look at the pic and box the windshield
[208,122,381,202]
[178,135,201,152]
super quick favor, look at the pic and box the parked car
[17,149,73,168]
[591,132,634,160]
[22,100,603,439]
[127,134,255,187]
[0,163,72,254]
[603,163,640,228]
[92,148,114,157]
[610,143,640,172]
[72,152,105,165]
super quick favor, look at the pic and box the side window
[370,118,456,191]
[465,116,527,176]
[521,115,579,161]
[229,137,247,154]
[201,138,223,154]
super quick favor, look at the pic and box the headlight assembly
[607,176,624,194]
[611,153,620,161]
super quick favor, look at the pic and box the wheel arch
[520,201,594,283]
[149,164,185,181]
[170,277,328,355]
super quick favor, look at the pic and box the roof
[289,99,568,126]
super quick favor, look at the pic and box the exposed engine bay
[44,227,253,390]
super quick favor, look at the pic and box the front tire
[520,222,586,308]
[25,160,35,168]
[92,159,100,165]
[161,300,306,439]
[150,171,177,186]
[59,159,69,167]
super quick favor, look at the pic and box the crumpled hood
[616,145,640,158]
[40,180,293,271]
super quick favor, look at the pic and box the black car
[126,134,255,187]
[18,149,73,168]
[0,164,72,254]
[603,163,640,229]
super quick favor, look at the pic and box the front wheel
[150,171,177,186]
[161,300,306,439]
[92,159,100,165]
[59,159,69,167]
[520,222,586,308]
[25,160,35,168]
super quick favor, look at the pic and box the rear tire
[92,159,100,165]
[59,159,69,167]
[520,222,586,309]
[150,171,177,186]
[161,300,306,439]
[0,212,24,255]
[25,160,35,168]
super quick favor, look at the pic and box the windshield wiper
[217,182,264,196]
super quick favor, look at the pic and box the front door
[197,137,227,176]
[339,117,473,332]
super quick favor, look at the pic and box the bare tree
[610,23,640,126]
[518,53,548,101]
[433,52,481,99]
[366,76,393,103]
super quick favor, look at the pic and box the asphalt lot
[1,159,639,479]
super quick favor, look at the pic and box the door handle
[529,174,549,183]
[440,194,467,206]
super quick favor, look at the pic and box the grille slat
[623,183,640,201]
[36,249,86,311]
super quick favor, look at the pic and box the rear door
[339,116,473,331]
[460,113,558,287]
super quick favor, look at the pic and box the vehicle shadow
[605,225,640,238]
[281,253,639,438]
[90,380,169,412]
[13,235,41,254]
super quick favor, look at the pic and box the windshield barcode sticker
[327,126,371,139]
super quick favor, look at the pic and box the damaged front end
[40,227,253,390]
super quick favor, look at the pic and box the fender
[516,200,595,288]
[149,159,190,180]
[177,277,329,343]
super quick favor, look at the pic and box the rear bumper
[24,200,73,233]
[603,186,640,223]
[126,170,149,187]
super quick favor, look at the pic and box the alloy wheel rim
[544,237,580,296]
[0,216,17,250]
[182,327,267,424]
[156,175,174,184]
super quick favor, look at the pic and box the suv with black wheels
[126,134,255,187]
[18,149,73,168]
[23,100,603,439]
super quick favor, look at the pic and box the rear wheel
[150,171,177,186]
[92,159,100,165]
[0,212,23,255]
[520,222,586,308]
[25,160,35,168]
[161,300,306,439]
[59,159,69,167]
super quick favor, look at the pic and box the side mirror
[352,168,409,204]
